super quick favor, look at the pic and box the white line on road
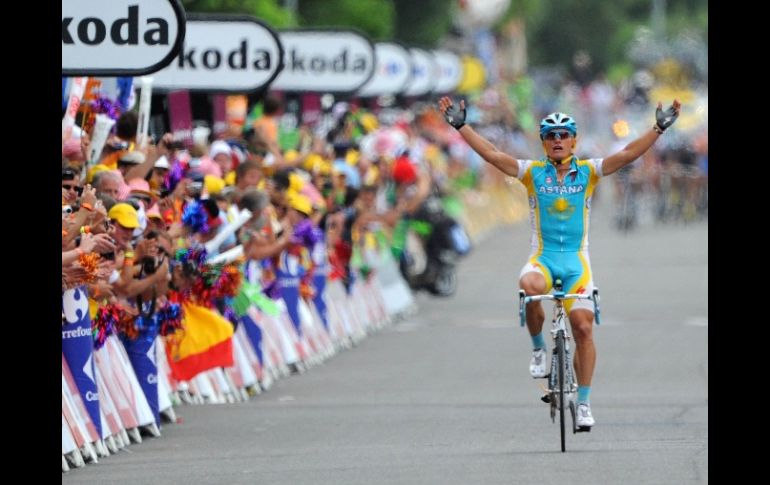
[684,317,708,327]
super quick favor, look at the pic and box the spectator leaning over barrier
[238,188,292,263]
[108,202,170,299]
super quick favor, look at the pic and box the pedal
[576,426,591,433]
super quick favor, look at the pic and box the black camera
[141,257,156,275]
[164,139,186,151]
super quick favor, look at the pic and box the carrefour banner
[272,29,375,93]
[404,48,438,97]
[62,286,102,437]
[357,42,413,97]
[431,50,463,94]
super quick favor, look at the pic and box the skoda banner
[272,29,375,93]
[62,0,186,76]
[431,50,463,94]
[61,286,102,437]
[404,48,438,98]
[153,14,284,92]
[358,42,413,97]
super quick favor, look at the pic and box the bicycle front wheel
[556,330,567,452]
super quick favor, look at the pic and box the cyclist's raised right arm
[438,96,520,177]
[457,125,520,178]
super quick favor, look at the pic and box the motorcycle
[396,195,471,297]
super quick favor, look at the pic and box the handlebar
[518,288,601,326]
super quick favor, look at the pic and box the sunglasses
[543,131,573,141]
[62,184,83,195]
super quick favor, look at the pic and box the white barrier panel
[325,281,354,340]
[350,281,373,331]
[323,290,348,345]
[94,361,125,442]
[371,250,415,316]
[231,328,258,389]
[62,384,88,451]
[210,368,232,401]
[274,299,306,364]
[62,415,78,455]
[93,341,140,431]
[61,375,99,463]
[156,365,174,415]
[62,356,100,445]
[234,323,264,384]
[328,280,366,340]
[300,298,335,358]
[155,337,178,394]
[192,372,217,402]
[295,298,323,361]
[109,337,157,428]
[246,306,286,379]
[364,278,389,325]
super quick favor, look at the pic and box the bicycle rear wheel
[556,330,566,452]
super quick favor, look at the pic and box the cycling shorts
[519,250,595,313]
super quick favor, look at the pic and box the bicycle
[518,279,601,452]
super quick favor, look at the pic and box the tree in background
[298,0,395,40]
[182,0,298,27]
[391,0,454,48]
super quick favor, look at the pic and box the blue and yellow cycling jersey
[517,156,604,252]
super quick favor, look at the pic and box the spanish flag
[165,303,234,381]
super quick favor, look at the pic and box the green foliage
[298,0,395,40]
[607,62,633,85]
[181,0,298,27]
[391,0,453,48]
[501,0,706,73]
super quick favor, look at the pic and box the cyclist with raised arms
[438,96,680,427]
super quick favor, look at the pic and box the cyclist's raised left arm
[602,100,681,176]
[601,129,660,176]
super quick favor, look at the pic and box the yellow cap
[302,153,324,173]
[286,191,312,216]
[204,175,226,195]
[288,172,305,193]
[87,164,110,184]
[108,203,140,229]
[346,149,360,165]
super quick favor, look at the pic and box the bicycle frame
[518,283,601,451]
